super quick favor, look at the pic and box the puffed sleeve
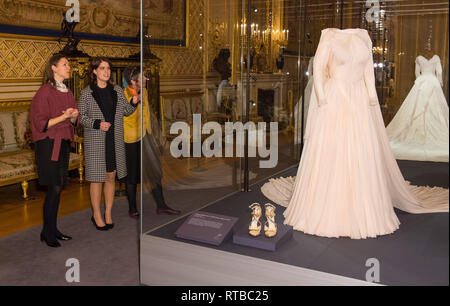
[434,55,443,87]
[30,86,50,133]
[415,56,422,79]
[363,36,379,106]
[313,30,331,107]
[78,89,100,129]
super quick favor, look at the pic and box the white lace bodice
[415,55,443,86]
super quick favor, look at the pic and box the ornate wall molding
[208,18,227,73]
[0,0,139,39]
[0,99,31,110]
[77,1,139,37]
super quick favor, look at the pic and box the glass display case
[140,0,448,286]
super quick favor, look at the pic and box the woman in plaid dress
[78,57,138,230]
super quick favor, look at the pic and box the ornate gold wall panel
[0,38,60,79]
[79,42,139,58]
[207,18,228,73]
[0,35,138,80]
[151,0,205,77]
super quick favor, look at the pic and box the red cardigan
[30,83,78,161]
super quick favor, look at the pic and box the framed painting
[78,0,188,45]
[0,0,188,45]
[143,0,188,47]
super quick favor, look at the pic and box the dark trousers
[151,183,169,209]
[126,182,138,213]
[42,185,63,242]
[126,181,168,212]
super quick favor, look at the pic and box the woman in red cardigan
[30,54,79,248]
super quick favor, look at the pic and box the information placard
[175,212,238,246]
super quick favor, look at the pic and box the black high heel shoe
[40,233,61,248]
[104,214,114,230]
[91,216,109,231]
[56,233,72,241]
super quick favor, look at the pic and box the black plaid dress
[78,84,137,182]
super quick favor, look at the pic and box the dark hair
[43,54,67,87]
[89,57,113,84]
[123,65,140,85]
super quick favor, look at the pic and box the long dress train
[261,28,449,239]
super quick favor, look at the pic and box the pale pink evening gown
[261,28,448,239]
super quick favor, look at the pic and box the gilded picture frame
[0,0,188,46]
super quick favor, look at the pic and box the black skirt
[34,138,70,186]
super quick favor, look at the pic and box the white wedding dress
[294,56,314,144]
[386,55,449,162]
[261,28,449,239]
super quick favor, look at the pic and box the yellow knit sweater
[123,86,151,143]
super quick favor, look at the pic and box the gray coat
[78,84,136,182]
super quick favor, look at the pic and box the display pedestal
[141,162,448,286]
[175,212,238,246]
[232,222,293,251]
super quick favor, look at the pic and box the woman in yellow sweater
[123,66,180,218]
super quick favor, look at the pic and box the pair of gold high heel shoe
[248,203,277,238]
